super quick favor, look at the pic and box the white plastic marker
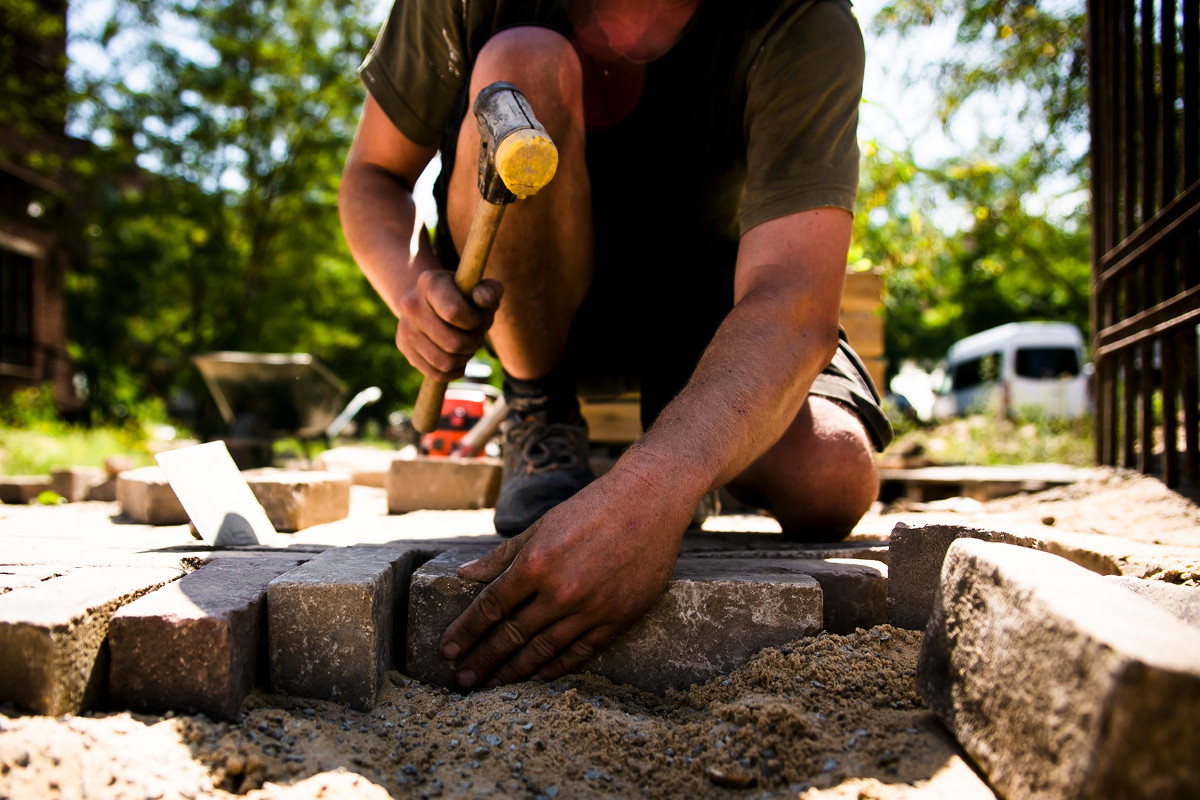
[154,441,277,546]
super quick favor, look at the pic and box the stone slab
[0,476,52,505]
[108,556,308,719]
[315,446,402,488]
[267,545,421,710]
[116,466,188,525]
[0,565,184,715]
[388,457,502,513]
[242,469,352,532]
[407,551,824,694]
[50,467,109,503]
[683,556,887,634]
[1104,575,1200,628]
[918,539,1200,800]
[885,521,1134,631]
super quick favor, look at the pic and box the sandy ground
[2,466,1198,799]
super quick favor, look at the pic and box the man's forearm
[338,162,438,317]
[622,286,839,504]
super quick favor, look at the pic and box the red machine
[419,384,499,457]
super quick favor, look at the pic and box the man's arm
[339,96,503,382]
[438,207,851,688]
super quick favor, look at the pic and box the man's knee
[471,27,584,124]
[728,397,879,541]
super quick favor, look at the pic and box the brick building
[0,0,79,409]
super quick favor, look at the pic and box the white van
[932,322,1090,419]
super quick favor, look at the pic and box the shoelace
[505,416,587,473]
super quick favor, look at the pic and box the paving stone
[242,469,352,532]
[267,545,422,710]
[315,446,402,488]
[109,556,308,719]
[1104,575,1200,628]
[918,538,1200,800]
[407,551,824,694]
[50,467,109,503]
[387,457,503,513]
[0,565,184,715]
[687,556,887,634]
[117,466,189,525]
[0,476,52,505]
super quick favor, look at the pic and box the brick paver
[407,551,824,693]
[918,539,1200,800]
[109,556,309,719]
[267,544,423,710]
[0,565,185,715]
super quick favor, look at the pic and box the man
[338,0,892,690]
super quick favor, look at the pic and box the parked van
[932,322,1090,419]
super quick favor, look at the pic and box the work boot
[493,404,595,537]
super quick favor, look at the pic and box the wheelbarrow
[192,352,381,468]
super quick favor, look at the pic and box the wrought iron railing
[1089,0,1200,486]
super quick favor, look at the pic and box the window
[951,353,1002,391]
[1,248,34,367]
[1015,347,1080,379]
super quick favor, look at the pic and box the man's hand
[439,463,693,688]
[394,272,504,381]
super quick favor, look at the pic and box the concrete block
[315,446,400,488]
[50,467,109,503]
[117,466,188,525]
[268,545,420,710]
[0,565,184,715]
[387,456,502,513]
[407,552,823,694]
[886,522,1040,631]
[242,469,351,532]
[918,539,1200,800]
[109,556,307,719]
[1104,575,1200,628]
[0,476,52,504]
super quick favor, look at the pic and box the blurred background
[0,0,1093,469]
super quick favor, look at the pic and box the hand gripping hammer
[411,81,559,434]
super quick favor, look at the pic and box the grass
[0,385,163,476]
[0,425,160,476]
[888,410,1095,467]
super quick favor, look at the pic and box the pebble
[483,734,502,747]
[705,766,755,789]
[822,758,838,772]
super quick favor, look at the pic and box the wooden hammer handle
[411,199,508,434]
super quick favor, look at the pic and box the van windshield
[1015,347,1081,379]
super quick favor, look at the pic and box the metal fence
[1090,0,1200,486]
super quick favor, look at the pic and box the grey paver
[918,538,1200,800]
[387,457,502,513]
[242,469,352,532]
[267,545,422,710]
[108,556,309,719]
[50,467,109,503]
[407,551,824,694]
[0,476,52,505]
[117,466,189,525]
[0,565,185,715]
[1104,575,1200,628]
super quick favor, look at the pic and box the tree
[855,0,1092,378]
[66,0,420,427]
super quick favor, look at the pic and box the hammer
[411,81,559,434]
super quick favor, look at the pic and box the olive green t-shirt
[359,0,865,238]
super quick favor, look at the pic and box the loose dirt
[2,467,1196,799]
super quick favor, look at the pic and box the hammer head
[473,82,559,204]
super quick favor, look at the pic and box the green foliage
[893,412,1095,467]
[65,0,418,426]
[856,1,1092,378]
[0,386,159,475]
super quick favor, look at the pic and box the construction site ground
[1,465,1198,799]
